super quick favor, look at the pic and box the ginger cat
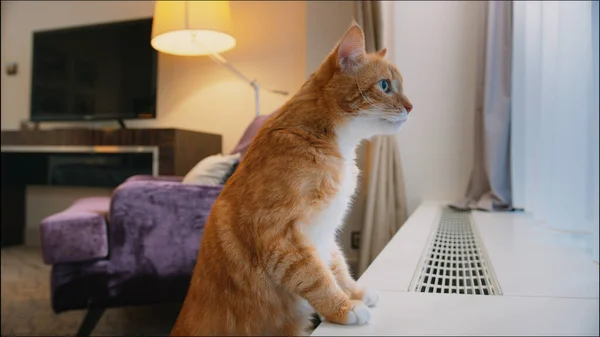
[171,23,413,336]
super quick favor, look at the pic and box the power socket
[351,231,361,249]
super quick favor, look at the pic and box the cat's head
[323,22,413,139]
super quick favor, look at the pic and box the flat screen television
[30,18,158,122]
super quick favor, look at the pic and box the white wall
[386,0,485,214]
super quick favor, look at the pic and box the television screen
[30,18,158,122]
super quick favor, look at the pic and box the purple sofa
[39,114,272,336]
[41,176,223,335]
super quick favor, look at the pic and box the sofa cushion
[40,197,110,265]
[182,152,240,186]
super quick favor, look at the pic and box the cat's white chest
[301,162,359,265]
[298,121,364,266]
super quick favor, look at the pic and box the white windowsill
[313,201,599,336]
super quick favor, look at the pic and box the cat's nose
[404,102,413,114]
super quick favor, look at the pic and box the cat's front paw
[362,289,379,307]
[344,300,371,325]
[350,287,379,307]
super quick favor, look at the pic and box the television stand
[1,127,222,247]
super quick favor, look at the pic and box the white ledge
[313,201,599,336]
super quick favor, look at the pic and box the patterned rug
[1,246,178,336]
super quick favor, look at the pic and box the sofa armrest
[41,211,109,265]
[40,197,111,265]
[107,180,223,287]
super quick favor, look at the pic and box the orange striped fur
[170,23,412,336]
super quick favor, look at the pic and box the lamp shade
[151,1,236,56]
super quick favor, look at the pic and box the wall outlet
[6,63,18,76]
[351,231,361,250]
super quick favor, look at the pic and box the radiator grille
[410,207,501,295]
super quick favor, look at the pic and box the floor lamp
[150,0,288,117]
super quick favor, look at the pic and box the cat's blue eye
[378,79,391,93]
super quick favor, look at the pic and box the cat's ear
[377,48,387,58]
[336,23,366,72]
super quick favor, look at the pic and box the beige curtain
[355,1,408,276]
[451,1,513,212]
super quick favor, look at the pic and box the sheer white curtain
[511,1,599,262]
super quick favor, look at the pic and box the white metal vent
[410,207,501,295]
